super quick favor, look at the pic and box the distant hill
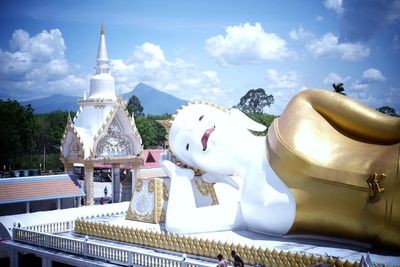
[123,83,187,115]
[18,83,187,115]
[20,94,80,114]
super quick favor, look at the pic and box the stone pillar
[112,164,121,203]
[84,162,94,206]
[26,201,30,213]
[42,256,52,267]
[57,198,61,210]
[10,249,19,267]
[131,158,141,196]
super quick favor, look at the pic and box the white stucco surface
[0,202,129,238]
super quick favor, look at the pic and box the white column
[84,163,94,206]
[42,256,52,267]
[10,249,19,267]
[131,159,141,196]
[112,164,121,203]
[26,201,30,213]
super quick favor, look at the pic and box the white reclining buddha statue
[160,89,400,250]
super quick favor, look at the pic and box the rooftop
[0,174,84,204]
[142,149,164,169]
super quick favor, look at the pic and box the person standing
[217,254,228,267]
[231,250,244,267]
[104,186,108,197]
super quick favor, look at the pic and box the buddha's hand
[161,153,195,182]
[201,172,239,190]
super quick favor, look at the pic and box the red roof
[142,149,164,169]
[0,175,84,204]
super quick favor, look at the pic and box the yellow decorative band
[74,218,367,267]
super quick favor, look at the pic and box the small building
[0,174,84,216]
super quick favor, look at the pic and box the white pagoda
[60,23,142,206]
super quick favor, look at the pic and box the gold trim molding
[75,218,372,267]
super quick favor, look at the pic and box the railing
[12,228,213,267]
[23,220,75,233]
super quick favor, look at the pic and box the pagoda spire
[96,22,109,74]
[86,22,117,101]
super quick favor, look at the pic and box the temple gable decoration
[93,103,142,159]
[61,113,85,159]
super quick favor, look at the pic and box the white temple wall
[74,105,114,138]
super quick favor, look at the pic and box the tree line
[0,100,74,172]
[0,99,172,172]
[0,86,396,172]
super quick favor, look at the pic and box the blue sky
[0,0,399,115]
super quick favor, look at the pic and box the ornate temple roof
[60,24,142,164]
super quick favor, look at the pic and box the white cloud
[323,72,351,84]
[347,68,386,99]
[351,82,369,90]
[264,69,305,115]
[324,0,343,14]
[385,87,400,108]
[266,69,301,89]
[348,86,400,112]
[394,34,400,49]
[315,15,324,22]
[205,23,290,65]
[387,0,400,22]
[361,68,386,82]
[0,29,87,100]
[111,42,229,103]
[289,26,314,41]
[306,32,370,61]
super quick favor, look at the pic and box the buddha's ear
[229,108,267,132]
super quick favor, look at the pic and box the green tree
[332,83,346,95]
[248,113,277,128]
[0,100,36,169]
[33,110,74,171]
[247,113,278,136]
[127,95,144,117]
[235,88,274,114]
[376,106,398,117]
[135,114,170,149]
[35,111,69,152]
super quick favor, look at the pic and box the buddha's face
[169,103,265,175]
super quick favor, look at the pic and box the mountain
[123,83,187,115]
[20,94,80,114]
[18,83,187,115]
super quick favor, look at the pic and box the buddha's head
[168,102,266,176]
